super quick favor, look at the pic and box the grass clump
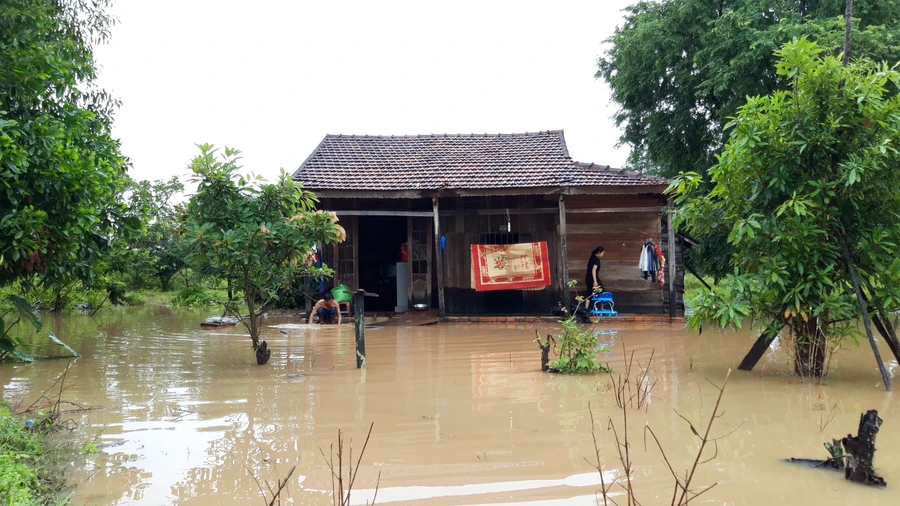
[0,404,70,505]
[170,286,222,307]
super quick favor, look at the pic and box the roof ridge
[571,160,667,180]
[323,130,564,140]
[558,130,570,159]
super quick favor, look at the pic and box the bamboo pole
[834,1,890,390]
[837,230,891,391]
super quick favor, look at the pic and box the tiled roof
[293,131,667,192]
[567,161,668,186]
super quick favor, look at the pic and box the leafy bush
[122,292,146,306]
[171,287,221,307]
[0,407,52,506]
[537,316,610,374]
[13,281,105,313]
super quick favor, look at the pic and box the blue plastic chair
[590,292,618,317]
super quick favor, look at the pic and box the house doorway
[357,216,408,312]
[480,232,525,314]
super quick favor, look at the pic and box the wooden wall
[562,194,668,313]
[319,193,681,315]
[439,196,558,315]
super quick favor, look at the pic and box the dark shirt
[585,256,601,287]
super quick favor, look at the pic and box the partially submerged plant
[314,422,380,506]
[535,315,610,374]
[608,339,657,411]
[1,295,79,363]
[588,370,737,506]
[181,144,344,362]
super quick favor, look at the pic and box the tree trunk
[247,293,259,349]
[794,317,826,377]
[53,287,64,313]
[842,0,853,66]
[244,271,260,350]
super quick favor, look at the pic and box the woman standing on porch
[582,246,605,307]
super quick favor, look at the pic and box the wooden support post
[871,313,900,366]
[685,263,712,291]
[667,199,677,318]
[353,290,367,369]
[737,320,783,371]
[432,197,445,317]
[860,281,900,365]
[837,230,891,392]
[407,217,413,305]
[558,195,569,307]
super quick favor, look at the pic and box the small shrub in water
[537,315,610,374]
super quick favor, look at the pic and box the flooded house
[292,130,685,317]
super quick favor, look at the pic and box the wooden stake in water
[353,290,378,369]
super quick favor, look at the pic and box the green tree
[0,0,134,287]
[669,38,900,377]
[111,176,188,291]
[597,0,900,278]
[182,145,344,361]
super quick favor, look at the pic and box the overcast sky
[93,0,636,184]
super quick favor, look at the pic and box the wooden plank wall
[563,194,668,313]
[439,196,558,315]
[320,194,681,315]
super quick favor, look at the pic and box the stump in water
[788,410,886,486]
[535,331,556,373]
[843,410,886,486]
[256,341,271,365]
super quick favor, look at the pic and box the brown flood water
[1,306,898,505]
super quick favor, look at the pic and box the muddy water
[1,306,897,505]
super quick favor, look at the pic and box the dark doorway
[479,232,524,314]
[358,216,408,311]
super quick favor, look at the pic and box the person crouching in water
[309,292,342,325]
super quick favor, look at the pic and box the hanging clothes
[639,240,664,283]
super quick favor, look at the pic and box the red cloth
[471,242,552,292]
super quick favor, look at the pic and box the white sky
[93,0,635,184]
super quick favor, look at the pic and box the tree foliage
[181,145,345,353]
[598,0,900,278]
[669,38,900,373]
[110,177,188,291]
[0,0,134,287]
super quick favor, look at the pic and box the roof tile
[292,131,667,191]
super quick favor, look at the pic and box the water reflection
[0,308,896,505]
